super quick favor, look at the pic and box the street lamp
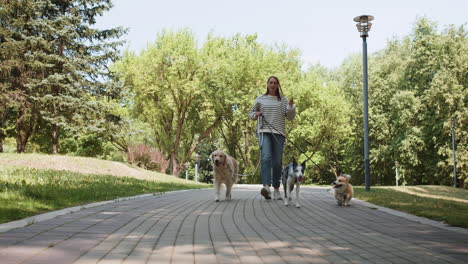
[354,14,374,191]
[395,161,399,187]
[184,162,190,182]
[195,153,200,183]
[451,118,457,187]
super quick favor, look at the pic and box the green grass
[0,165,210,224]
[354,186,468,228]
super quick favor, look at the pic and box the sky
[95,0,467,69]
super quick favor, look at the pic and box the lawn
[0,156,210,224]
[354,185,468,228]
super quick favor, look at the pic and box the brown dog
[210,150,238,202]
[333,174,353,206]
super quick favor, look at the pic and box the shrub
[127,144,168,172]
[74,134,104,157]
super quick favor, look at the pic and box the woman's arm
[284,97,296,120]
[249,98,262,120]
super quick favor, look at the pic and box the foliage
[337,18,467,187]
[286,67,354,184]
[127,144,168,172]
[114,30,305,178]
[0,0,127,153]
[113,29,204,175]
[201,34,304,184]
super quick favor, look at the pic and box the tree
[200,34,303,182]
[0,0,41,153]
[0,0,126,153]
[285,66,353,184]
[336,18,467,187]
[31,0,126,154]
[115,29,206,176]
[115,30,306,177]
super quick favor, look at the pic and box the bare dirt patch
[0,154,168,181]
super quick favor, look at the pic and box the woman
[249,76,296,200]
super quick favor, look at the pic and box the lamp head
[354,15,374,38]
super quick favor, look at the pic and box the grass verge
[0,165,210,224]
[354,186,468,228]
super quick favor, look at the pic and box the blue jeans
[258,133,285,189]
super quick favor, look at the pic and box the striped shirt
[249,95,296,136]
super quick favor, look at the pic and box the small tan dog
[210,150,238,202]
[332,174,353,206]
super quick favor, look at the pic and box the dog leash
[238,113,318,177]
[235,158,261,177]
[236,112,320,177]
[260,116,320,169]
[235,115,264,177]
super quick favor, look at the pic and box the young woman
[249,76,296,200]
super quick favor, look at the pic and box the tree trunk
[458,178,465,189]
[182,116,223,166]
[51,40,64,155]
[16,131,28,153]
[51,124,59,154]
[16,113,32,153]
[16,137,25,153]
[0,130,4,153]
[169,153,182,177]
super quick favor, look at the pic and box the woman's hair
[264,76,282,101]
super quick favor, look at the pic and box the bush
[60,137,78,154]
[127,144,168,172]
[75,134,104,157]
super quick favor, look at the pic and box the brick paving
[0,185,467,264]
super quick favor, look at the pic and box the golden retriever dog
[210,150,238,202]
[332,174,353,206]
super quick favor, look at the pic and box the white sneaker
[261,187,271,200]
[273,189,282,200]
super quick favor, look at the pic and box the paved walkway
[0,185,467,264]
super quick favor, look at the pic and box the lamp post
[451,118,457,187]
[354,15,374,191]
[195,153,200,184]
[184,162,190,182]
[395,161,399,187]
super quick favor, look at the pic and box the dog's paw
[215,199,220,202]
[295,204,301,208]
[284,201,289,206]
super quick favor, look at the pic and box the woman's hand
[289,97,294,107]
[254,111,262,120]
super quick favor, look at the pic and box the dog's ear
[301,161,306,169]
[292,160,297,166]
[342,174,351,180]
[210,151,215,161]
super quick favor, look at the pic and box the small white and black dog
[281,161,306,208]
